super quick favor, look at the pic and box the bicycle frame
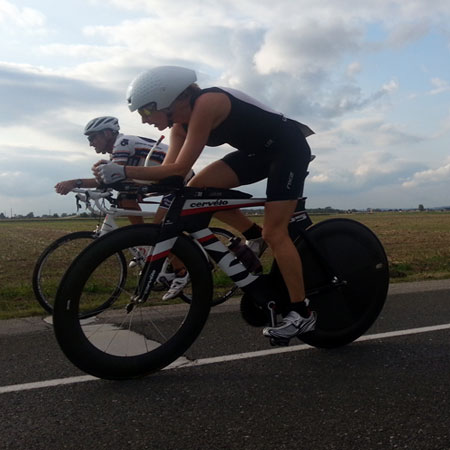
[71,188,230,287]
[124,181,318,308]
[73,188,155,237]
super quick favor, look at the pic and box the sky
[1,0,450,216]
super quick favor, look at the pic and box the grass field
[1,211,450,319]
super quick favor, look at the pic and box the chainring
[240,293,270,327]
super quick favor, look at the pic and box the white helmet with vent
[126,66,197,112]
[84,116,120,135]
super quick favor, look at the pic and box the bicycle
[53,176,389,380]
[33,188,236,318]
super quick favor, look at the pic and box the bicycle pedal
[269,337,290,347]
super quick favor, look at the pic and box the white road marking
[1,322,450,394]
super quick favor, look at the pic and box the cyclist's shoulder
[192,87,230,105]
[113,134,167,151]
[113,133,136,149]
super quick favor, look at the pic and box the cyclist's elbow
[171,163,192,179]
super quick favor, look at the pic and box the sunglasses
[138,103,157,118]
[87,133,99,143]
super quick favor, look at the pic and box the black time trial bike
[53,176,389,380]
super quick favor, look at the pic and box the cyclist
[55,116,188,299]
[94,66,317,344]
[55,116,168,224]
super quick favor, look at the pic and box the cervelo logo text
[189,200,229,208]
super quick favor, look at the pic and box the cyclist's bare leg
[263,200,305,303]
[152,205,167,224]
[118,197,145,225]
[188,160,255,232]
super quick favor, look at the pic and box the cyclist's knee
[188,161,239,189]
[261,226,289,248]
[187,175,207,188]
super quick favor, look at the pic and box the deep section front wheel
[53,224,213,379]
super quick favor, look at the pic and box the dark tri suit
[189,87,314,202]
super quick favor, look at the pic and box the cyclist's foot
[263,310,316,346]
[129,247,152,268]
[128,257,140,268]
[162,271,190,300]
[245,237,268,257]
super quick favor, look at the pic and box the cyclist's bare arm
[55,178,99,195]
[115,93,230,183]
[160,125,185,165]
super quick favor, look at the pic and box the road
[1,280,450,450]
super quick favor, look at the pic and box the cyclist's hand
[93,161,126,185]
[92,159,109,168]
[55,180,75,195]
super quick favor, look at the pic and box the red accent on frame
[150,250,171,261]
[197,234,216,243]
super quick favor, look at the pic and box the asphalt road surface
[1,280,450,450]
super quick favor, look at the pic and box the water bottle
[227,236,262,274]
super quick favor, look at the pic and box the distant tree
[26,212,34,218]
[0,212,6,220]
[418,204,425,211]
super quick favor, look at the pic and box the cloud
[254,18,361,76]
[339,115,424,147]
[77,1,405,122]
[39,43,126,60]
[347,62,362,77]
[309,150,427,195]
[0,62,121,126]
[0,0,46,30]
[402,159,450,188]
[0,147,98,215]
[429,77,450,95]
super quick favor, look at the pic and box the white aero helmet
[126,66,197,112]
[84,116,120,135]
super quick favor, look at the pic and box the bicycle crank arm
[306,278,347,297]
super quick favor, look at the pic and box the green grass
[2,211,450,319]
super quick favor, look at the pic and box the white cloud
[339,116,424,147]
[39,43,126,60]
[309,150,427,197]
[430,77,450,95]
[0,0,46,29]
[402,159,450,188]
[347,62,362,77]
[254,18,361,76]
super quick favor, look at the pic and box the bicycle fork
[126,236,178,312]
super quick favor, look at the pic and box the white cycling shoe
[162,272,190,300]
[263,310,317,346]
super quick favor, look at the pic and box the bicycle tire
[32,231,127,319]
[271,218,389,348]
[53,224,213,379]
